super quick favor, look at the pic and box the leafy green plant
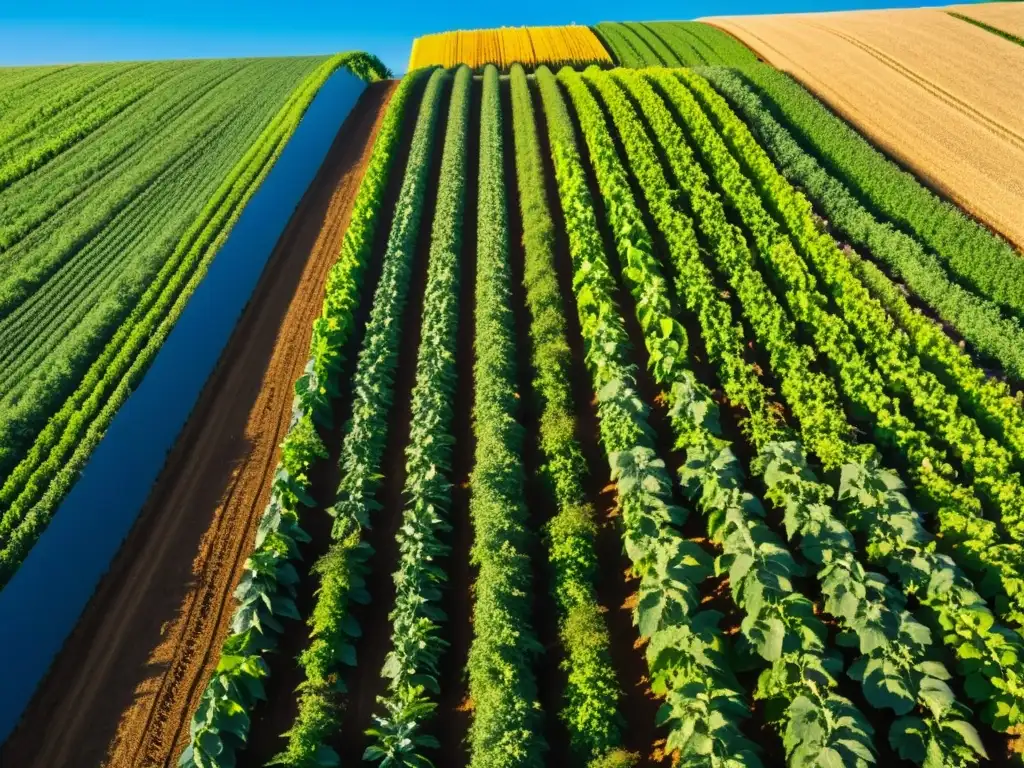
[629,64,1021,747]
[731,61,1024,324]
[678,67,1024,554]
[569,64,964,767]
[699,66,1024,386]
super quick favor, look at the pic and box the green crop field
[4,7,1024,768]
[0,52,387,586]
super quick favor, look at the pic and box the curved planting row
[363,63,471,766]
[508,62,624,765]
[662,68,1024,628]
[652,69,1024,624]
[730,63,1024,324]
[568,64,980,767]
[534,64,761,768]
[464,64,546,768]
[701,67,1024,384]
[680,69,1024,550]
[583,63,988,766]
[624,66,1024,744]
[178,65,431,768]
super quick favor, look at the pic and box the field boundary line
[807,20,1024,151]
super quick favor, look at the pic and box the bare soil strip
[947,2,1024,42]
[706,9,1024,250]
[0,80,397,768]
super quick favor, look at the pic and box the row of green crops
[509,62,624,766]
[583,64,990,765]
[534,63,759,767]
[686,70,1024,551]
[570,63,947,766]
[700,67,1024,382]
[728,62,1024,325]
[593,22,757,68]
[0,52,390,588]
[268,67,448,768]
[645,67,1024,738]
[364,63,470,765]
[670,68,1024,630]
[179,59,414,768]
[464,64,545,768]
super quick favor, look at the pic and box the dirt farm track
[0,79,397,768]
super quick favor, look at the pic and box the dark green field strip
[591,24,645,68]
[0,63,171,188]
[0,60,250,256]
[639,23,707,65]
[598,22,757,67]
[0,63,190,193]
[949,11,1024,48]
[605,23,659,64]
[0,66,292,367]
[0,65,76,117]
[0,59,314,295]
[669,22,757,65]
[628,23,685,66]
[701,66,1024,385]
[0,93,273,423]
[729,62,1024,324]
[0,53,382,586]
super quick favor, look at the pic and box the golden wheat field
[408,24,612,70]
[706,7,1024,249]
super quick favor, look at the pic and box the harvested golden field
[408,25,612,70]
[947,2,1024,40]
[706,7,1024,248]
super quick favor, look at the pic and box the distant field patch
[705,7,1024,249]
[408,25,612,71]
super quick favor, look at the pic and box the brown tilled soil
[706,7,1024,250]
[0,79,398,768]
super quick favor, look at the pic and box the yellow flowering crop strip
[408,25,612,71]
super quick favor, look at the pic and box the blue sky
[0,0,951,75]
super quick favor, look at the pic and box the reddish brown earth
[0,79,398,768]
